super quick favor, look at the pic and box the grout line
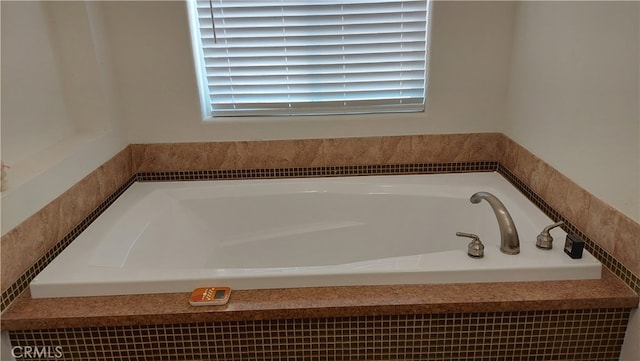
[497,165,640,294]
[7,308,633,361]
[2,161,638,313]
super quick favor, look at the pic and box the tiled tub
[2,134,638,361]
[30,172,601,299]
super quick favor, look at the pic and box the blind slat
[190,0,429,117]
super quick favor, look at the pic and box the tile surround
[499,136,640,277]
[130,133,501,173]
[1,147,135,295]
[8,309,632,361]
[1,133,639,360]
[2,133,639,302]
[2,270,636,331]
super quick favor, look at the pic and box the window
[187,0,430,118]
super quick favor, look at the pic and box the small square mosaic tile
[2,162,638,361]
[8,309,631,361]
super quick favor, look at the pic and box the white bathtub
[30,172,601,298]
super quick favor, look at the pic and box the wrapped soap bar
[189,287,231,306]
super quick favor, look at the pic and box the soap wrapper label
[189,287,231,306]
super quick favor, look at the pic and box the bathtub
[30,172,601,298]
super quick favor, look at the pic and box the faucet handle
[536,221,564,250]
[456,232,484,258]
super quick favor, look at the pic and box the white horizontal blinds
[195,0,428,117]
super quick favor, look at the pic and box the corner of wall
[496,133,640,281]
[1,144,134,296]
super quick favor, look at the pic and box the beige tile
[381,136,414,164]
[130,144,149,171]
[2,269,636,330]
[53,149,133,243]
[131,143,166,172]
[95,160,119,201]
[266,139,324,168]
[499,136,520,171]
[466,133,501,162]
[30,199,64,252]
[543,171,571,218]
[323,137,383,166]
[95,148,130,198]
[33,200,63,254]
[494,133,509,163]
[435,133,502,163]
[1,147,136,294]
[111,146,134,186]
[173,143,208,171]
[152,143,208,171]
[410,134,472,163]
[234,141,273,168]
[76,172,103,214]
[4,134,640,300]
[401,133,499,164]
[235,139,324,169]
[440,134,473,162]
[145,143,176,171]
[1,218,48,292]
[528,159,553,199]
[55,189,83,243]
[585,197,619,255]
[409,134,444,163]
[132,143,208,172]
[613,214,640,276]
[512,146,537,186]
[562,180,592,232]
[205,141,240,169]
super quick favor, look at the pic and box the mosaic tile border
[498,165,640,294]
[8,308,632,361]
[135,161,499,182]
[0,162,496,312]
[2,160,638,314]
[0,176,137,311]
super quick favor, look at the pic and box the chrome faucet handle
[536,221,564,250]
[456,232,484,258]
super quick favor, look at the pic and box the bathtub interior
[95,187,505,269]
[29,172,603,298]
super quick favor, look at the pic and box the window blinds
[192,0,429,117]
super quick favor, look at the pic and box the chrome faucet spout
[470,191,520,255]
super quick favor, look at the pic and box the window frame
[186,0,431,120]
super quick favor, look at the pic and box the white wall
[0,1,127,233]
[3,0,636,252]
[504,2,640,360]
[0,1,517,232]
[100,1,515,142]
[505,1,639,221]
[1,1,638,358]
[0,2,76,166]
